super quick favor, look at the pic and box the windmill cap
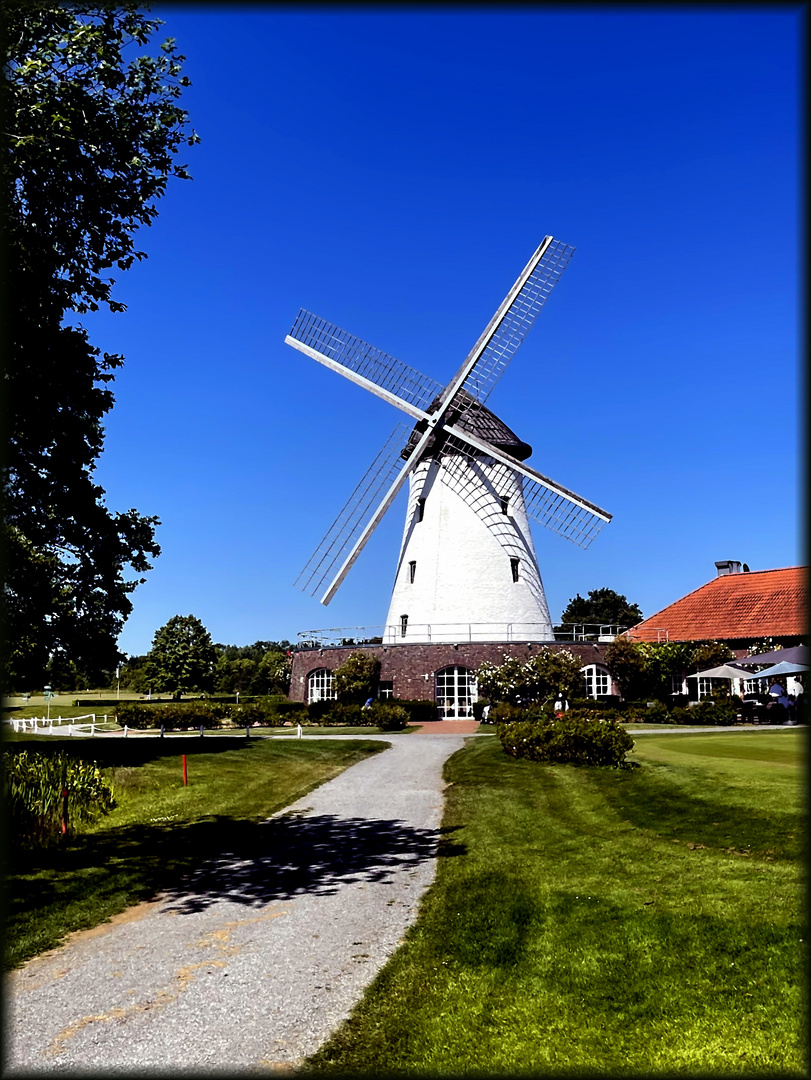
[403,390,532,462]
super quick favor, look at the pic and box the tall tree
[145,615,215,698]
[1,4,198,688]
[559,589,643,629]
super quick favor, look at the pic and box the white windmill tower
[286,237,611,645]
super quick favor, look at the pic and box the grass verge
[304,730,806,1075]
[5,736,384,970]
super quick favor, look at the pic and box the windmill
[286,237,611,645]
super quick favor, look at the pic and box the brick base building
[289,640,614,718]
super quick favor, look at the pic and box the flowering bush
[476,648,583,706]
[497,710,635,767]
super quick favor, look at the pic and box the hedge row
[114,701,293,730]
[306,698,437,726]
[480,698,752,726]
[112,697,416,731]
[4,750,116,848]
[302,701,409,731]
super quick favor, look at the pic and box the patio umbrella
[731,644,810,668]
[688,664,756,681]
[745,659,808,681]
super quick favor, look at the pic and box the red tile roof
[625,567,807,643]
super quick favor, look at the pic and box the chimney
[715,560,742,577]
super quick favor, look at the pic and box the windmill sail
[295,423,412,599]
[438,429,610,549]
[443,238,575,421]
[287,310,442,417]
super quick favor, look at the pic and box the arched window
[581,664,611,698]
[307,668,336,704]
[435,665,477,718]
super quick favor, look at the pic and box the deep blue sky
[82,8,802,656]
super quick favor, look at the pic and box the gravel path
[5,733,468,1073]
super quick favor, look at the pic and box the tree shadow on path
[161,813,465,915]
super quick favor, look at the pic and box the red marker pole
[182,754,188,786]
[61,788,69,834]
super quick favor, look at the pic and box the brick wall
[289,640,612,703]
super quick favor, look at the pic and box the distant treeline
[120,640,293,697]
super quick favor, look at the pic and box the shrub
[371,702,409,731]
[231,701,284,727]
[670,701,742,726]
[497,711,635,768]
[319,702,371,727]
[641,700,670,723]
[115,701,229,730]
[393,698,439,724]
[489,701,552,725]
[4,750,116,848]
[472,699,491,722]
[266,697,307,719]
[307,699,336,722]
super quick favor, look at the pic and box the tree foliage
[559,588,643,629]
[333,651,381,704]
[121,639,293,697]
[604,638,737,701]
[143,615,215,698]
[2,4,198,689]
[212,644,292,696]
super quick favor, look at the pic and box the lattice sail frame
[437,432,608,550]
[288,310,443,415]
[453,238,575,416]
[294,424,412,599]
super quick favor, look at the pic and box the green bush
[3,750,116,848]
[489,701,553,725]
[321,702,373,727]
[393,698,439,724]
[671,701,742,726]
[472,699,491,722]
[266,697,307,718]
[372,702,409,731]
[497,711,635,768]
[307,699,336,722]
[115,701,229,730]
[231,701,285,727]
[639,700,671,723]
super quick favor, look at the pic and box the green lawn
[5,736,385,970]
[305,729,806,1075]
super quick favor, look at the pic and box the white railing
[5,714,109,736]
[296,623,630,649]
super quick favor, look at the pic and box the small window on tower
[510,558,520,583]
[418,498,425,522]
[500,496,510,514]
[409,560,416,583]
[400,614,408,637]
